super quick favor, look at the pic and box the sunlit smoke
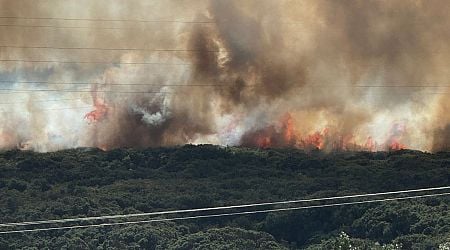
[0,0,449,152]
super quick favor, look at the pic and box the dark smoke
[0,0,448,152]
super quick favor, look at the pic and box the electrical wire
[0,59,191,66]
[0,16,214,24]
[0,89,173,94]
[0,98,85,105]
[0,106,93,114]
[0,79,449,88]
[0,23,212,30]
[1,186,448,228]
[0,45,225,53]
[0,191,448,234]
[0,80,222,87]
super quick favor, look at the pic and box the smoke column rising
[0,0,448,152]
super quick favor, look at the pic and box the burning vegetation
[0,0,449,152]
[240,113,409,151]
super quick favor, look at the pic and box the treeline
[0,145,449,249]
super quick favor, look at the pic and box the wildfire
[300,128,328,150]
[282,113,296,143]
[256,136,272,148]
[240,113,408,152]
[364,136,377,152]
[389,140,407,151]
[386,123,408,151]
[85,100,108,123]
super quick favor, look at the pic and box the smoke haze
[0,0,449,152]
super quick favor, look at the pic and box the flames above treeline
[240,113,407,151]
[0,0,449,152]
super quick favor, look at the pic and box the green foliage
[0,146,449,249]
[169,227,286,250]
[306,232,402,250]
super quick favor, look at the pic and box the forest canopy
[0,145,449,249]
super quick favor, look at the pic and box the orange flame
[241,113,408,152]
[386,123,408,151]
[256,136,272,148]
[282,113,295,143]
[389,140,407,151]
[364,136,377,152]
[85,100,108,123]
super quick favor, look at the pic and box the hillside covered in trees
[0,145,449,249]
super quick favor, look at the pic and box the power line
[0,89,448,96]
[0,16,214,24]
[0,106,93,114]
[7,83,450,88]
[0,89,448,97]
[312,84,450,88]
[0,60,448,83]
[0,22,213,30]
[0,16,303,25]
[0,80,449,88]
[0,59,191,66]
[0,22,303,30]
[0,96,162,106]
[0,45,225,53]
[1,186,448,228]
[0,24,137,30]
[1,191,448,234]
[0,98,86,105]
[0,80,222,87]
[0,89,173,94]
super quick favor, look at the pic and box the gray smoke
[0,0,448,152]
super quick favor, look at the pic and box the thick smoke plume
[0,0,449,152]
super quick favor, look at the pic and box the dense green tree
[0,146,448,249]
